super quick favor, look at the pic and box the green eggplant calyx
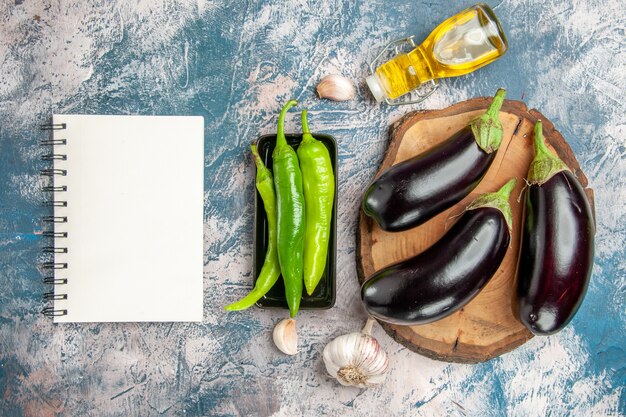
[276,100,298,148]
[466,178,516,231]
[527,121,570,185]
[470,88,507,154]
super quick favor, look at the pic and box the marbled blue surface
[1,0,624,416]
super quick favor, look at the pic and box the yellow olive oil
[368,4,507,101]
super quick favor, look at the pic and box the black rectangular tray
[253,133,337,310]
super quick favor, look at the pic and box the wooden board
[356,98,595,363]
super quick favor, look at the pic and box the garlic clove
[316,74,356,101]
[273,318,298,355]
[322,318,389,388]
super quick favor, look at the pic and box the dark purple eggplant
[515,121,594,335]
[361,179,516,325]
[362,88,507,232]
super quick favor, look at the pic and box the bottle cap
[366,75,386,103]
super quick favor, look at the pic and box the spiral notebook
[41,115,204,323]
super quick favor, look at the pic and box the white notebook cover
[50,115,204,323]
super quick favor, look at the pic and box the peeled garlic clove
[273,318,298,355]
[316,74,356,101]
[322,318,389,388]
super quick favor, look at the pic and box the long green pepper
[297,110,335,295]
[224,144,280,311]
[273,100,305,318]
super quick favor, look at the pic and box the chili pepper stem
[466,178,517,231]
[470,88,506,154]
[250,144,270,182]
[276,100,298,148]
[527,121,570,185]
[301,109,315,144]
[250,144,263,169]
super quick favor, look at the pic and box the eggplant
[361,179,516,325]
[515,121,594,335]
[362,88,507,232]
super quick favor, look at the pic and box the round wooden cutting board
[356,97,595,363]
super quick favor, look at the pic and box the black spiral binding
[40,122,69,318]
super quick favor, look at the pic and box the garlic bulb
[316,74,356,101]
[273,318,298,355]
[323,318,389,388]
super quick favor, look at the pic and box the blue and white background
[0,0,624,416]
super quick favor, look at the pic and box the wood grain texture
[357,97,596,363]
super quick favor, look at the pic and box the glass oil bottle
[366,3,508,105]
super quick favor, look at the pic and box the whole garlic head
[316,75,356,101]
[322,318,389,388]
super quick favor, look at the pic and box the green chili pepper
[273,100,305,318]
[224,144,280,311]
[297,110,335,295]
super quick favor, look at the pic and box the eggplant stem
[470,88,507,154]
[495,178,516,200]
[533,120,551,155]
[466,178,517,231]
[486,88,507,118]
[527,121,569,185]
